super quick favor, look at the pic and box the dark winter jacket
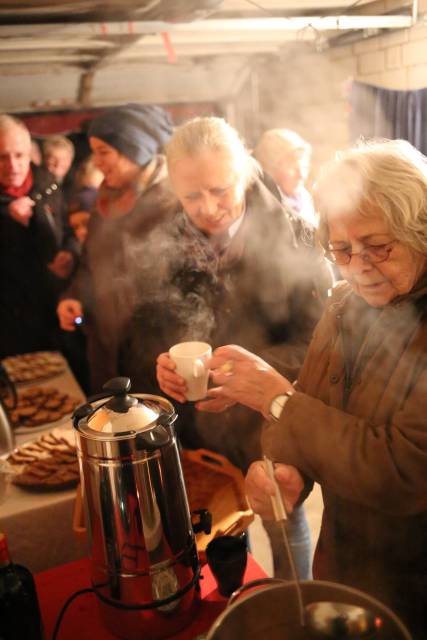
[0,165,76,357]
[124,177,331,470]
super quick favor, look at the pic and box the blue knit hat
[88,104,174,166]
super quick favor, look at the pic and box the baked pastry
[7,429,79,489]
[2,351,66,383]
[6,387,80,428]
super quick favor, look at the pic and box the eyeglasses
[324,240,398,266]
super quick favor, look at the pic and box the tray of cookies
[5,427,79,491]
[1,351,66,384]
[6,385,81,434]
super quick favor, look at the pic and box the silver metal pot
[73,377,205,640]
[206,579,412,640]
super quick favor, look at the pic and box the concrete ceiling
[0,0,416,112]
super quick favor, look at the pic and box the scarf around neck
[0,169,33,199]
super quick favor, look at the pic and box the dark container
[0,532,43,640]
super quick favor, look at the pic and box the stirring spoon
[263,456,381,639]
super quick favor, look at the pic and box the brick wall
[250,2,427,176]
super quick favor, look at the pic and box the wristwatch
[269,391,294,421]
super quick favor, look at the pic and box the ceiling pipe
[0,15,413,38]
[412,0,418,24]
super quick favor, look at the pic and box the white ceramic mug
[169,341,212,401]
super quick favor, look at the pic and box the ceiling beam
[0,15,413,39]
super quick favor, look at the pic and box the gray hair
[166,116,259,188]
[0,114,31,144]
[254,128,311,178]
[43,135,75,160]
[314,139,427,255]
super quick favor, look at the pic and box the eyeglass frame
[324,239,399,266]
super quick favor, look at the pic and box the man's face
[0,126,32,189]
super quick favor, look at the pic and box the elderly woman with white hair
[126,116,331,580]
[205,139,427,638]
[254,128,317,242]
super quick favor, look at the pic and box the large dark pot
[206,579,412,640]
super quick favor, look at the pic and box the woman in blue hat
[57,104,178,391]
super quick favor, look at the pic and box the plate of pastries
[2,351,66,384]
[6,386,81,434]
[5,428,79,491]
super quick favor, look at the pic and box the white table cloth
[0,364,87,572]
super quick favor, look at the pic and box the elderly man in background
[0,114,77,357]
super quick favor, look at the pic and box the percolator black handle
[103,377,138,413]
[103,377,131,396]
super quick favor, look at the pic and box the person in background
[205,139,427,639]
[0,114,77,357]
[254,129,316,243]
[56,104,177,392]
[67,157,103,250]
[151,117,331,580]
[69,206,91,247]
[73,155,103,195]
[42,135,75,205]
[43,135,74,183]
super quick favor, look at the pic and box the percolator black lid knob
[103,377,138,413]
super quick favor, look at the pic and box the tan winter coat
[263,275,427,637]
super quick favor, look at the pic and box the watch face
[270,392,294,420]
[270,395,286,420]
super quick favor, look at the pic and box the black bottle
[0,532,43,640]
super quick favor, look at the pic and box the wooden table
[35,554,268,640]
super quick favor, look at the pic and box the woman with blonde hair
[150,116,332,580]
[205,139,427,638]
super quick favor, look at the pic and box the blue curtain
[349,80,427,155]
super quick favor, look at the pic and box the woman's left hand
[245,460,305,519]
[207,344,293,418]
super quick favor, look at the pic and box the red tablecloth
[35,554,268,639]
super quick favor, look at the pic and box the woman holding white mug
[148,116,331,582]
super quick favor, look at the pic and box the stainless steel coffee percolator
[73,377,211,640]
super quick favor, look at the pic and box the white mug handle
[193,358,205,378]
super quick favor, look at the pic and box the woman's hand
[245,461,305,519]
[195,387,236,413]
[57,298,82,331]
[156,352,187,403]
[208,345,293,418]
